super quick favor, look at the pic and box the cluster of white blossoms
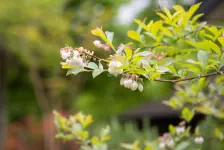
[120,75,144,92]
[108,59,123,76]
[60,47,86,69]
[159,133,174,149]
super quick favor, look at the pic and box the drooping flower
[108,60,123,76]
[131,81,138,91]
[121,76,144,92]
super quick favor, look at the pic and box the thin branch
[154,72,220,83]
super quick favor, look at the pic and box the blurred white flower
[66,55,85,69]
[131,81,138,91]
[120,77,124,86]
[124,78,133,88]
[176,126,185,134]
[93,40,102,48]
[60,47,73,60]
[108,60,123,76]
[159,142,165,149]
[194,136,204,144]
[122,77,143,92]
[166,139,174,148]
[138,83,143,92]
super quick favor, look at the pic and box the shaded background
[0,0,224,149]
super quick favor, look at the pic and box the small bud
[103,45,111,51]
[93,40,102,48]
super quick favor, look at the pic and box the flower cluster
[108,59,123,76]
[120,75,143,92]
[60,47,95,69]
[159,133,174,149]
[93,40,111,51]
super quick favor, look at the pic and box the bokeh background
[0,0,224,149]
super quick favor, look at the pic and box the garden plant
[54,3,224,150]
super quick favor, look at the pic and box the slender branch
[154,72,220,83]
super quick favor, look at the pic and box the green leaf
[192,14,204,24]
[176,141,190,150]
[66,67,83,76]
[163,7,172,20]
[88,62,98,69]
[128,30,141,42]
[188,2,202,20]
[105,31,114,43]
[181,108,195,122]
[134,19,149,32]
[197,50,208,68]
[92,62,104,78]
[218,37,224,47]
[208,40,221,55]
[169,124,176,134]
[125,47,132,60]
[151,21,163,37]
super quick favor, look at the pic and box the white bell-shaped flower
[138,83,144,92]
[120,77,124,86]
[108,60,123,76]
[131,81,138,91]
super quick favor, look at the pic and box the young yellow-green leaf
[125,47,132,60]
[151,21,163,37]
[214,128,224,141]
[218,37,224,47]
[163,7,172,20]
[128,30,141,42]
[144,146,152,150]
[147,20,154,30]
[91,28,115,50]
[91,136,100,146]
[169,124,176,134]
[173,5,185,12]
[188,2,202,20]
[208,40,221,55]
[134,19,149,31]
[181,108,195,122]
[192,14,204,24]
[156,12,170,23]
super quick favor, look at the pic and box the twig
[154,72,220,83]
